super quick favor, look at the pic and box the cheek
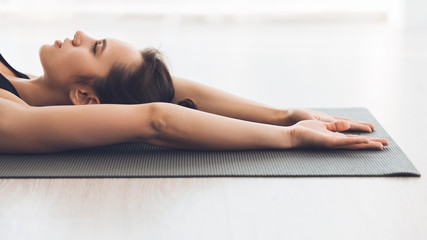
[40,47,97,82]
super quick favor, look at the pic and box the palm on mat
[289,117,389,150]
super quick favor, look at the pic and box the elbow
[142,102,183,146]
[135,102,170,143]
[148,103,169,138]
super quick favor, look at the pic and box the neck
[8,75,73,106]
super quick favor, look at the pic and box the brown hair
[91,47,196,109]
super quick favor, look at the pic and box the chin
[39,44,50,56]
[38,44,53,74]
[39,43,53,61]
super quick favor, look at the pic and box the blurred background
[1,3,427,239]
[0,1,426,145]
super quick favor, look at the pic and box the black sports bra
[0,54,29,99]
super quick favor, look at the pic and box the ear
[69,87,100,105]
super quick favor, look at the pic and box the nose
[72,30,84,46]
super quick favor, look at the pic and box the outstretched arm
[172,76,287,125]
[0,99,152,153]
[0,99,387,154]
[171,76,375,132]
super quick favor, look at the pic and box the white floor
[1,14,426,239]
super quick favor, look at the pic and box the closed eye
[92,41,99,54]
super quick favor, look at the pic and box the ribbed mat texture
[0,108,421,178]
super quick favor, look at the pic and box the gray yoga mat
[0,108,421,178]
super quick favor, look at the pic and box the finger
[346,134,366,138]
[328,135,370,147]
[359,121,375,131]
[337,117,375,132]
[333,141,384,150]
[326,121,351,132]
[347,121,373,132]
[344,135,389,146]
[352,121,375,131]
[367,137,389,146]
[335,117,375,131]
[334,116,352,121]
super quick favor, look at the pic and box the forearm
[146,103,292,150]
[172,77,289,126]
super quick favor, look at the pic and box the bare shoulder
[0,89,29,106]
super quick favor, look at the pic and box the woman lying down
[0,31,388,154]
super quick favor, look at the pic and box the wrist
[272,108,291,126]
[279,126,295,149]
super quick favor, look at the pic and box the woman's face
[39,30,142,89]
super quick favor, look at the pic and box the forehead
[103,38,142,68]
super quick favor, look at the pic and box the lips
[55,40,63,48]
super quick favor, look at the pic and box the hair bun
[178,98,197,109]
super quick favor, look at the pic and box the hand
[284,108,375,132]
[289,120,389,150]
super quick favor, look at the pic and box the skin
[6,31,142,106]
[0,31,389,153]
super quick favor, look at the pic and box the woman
[0,31,388,153]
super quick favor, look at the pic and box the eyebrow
[102,39,107,52]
